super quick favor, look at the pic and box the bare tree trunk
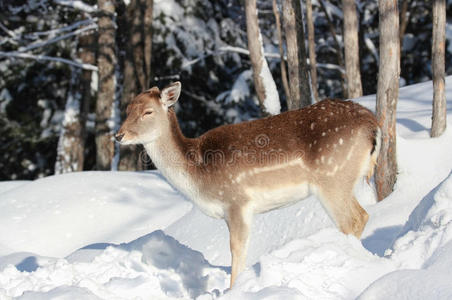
[375,0,400,201]
[319,0,347,98]
[55,32,95,174]
[282,0,311,109]
[55,68,84,174]
[116,0,153,171]
[399,0,410,53]
[245,0,281,115]
[431,0,447,137]
[305,0,319,102]
[96,0,117,170]
[272,0,291,104]
[342,0,363,98]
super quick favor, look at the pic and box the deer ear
[161,81,181,108]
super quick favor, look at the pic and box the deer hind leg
[318,188,369,239]
[226,205,252,288]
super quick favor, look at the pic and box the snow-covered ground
[1,77,452,299]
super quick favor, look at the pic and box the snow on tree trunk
[95,0,118,170]
[305,0,319,102]
[245,0,281,116]
[342,0,363,99]
[375,0,400,201]
[431,0,447,138]
[282,0,311,109]
[55,68,85,174]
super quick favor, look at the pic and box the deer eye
[143,110,153,117]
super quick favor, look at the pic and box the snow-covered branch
[53,0,97,13]
[18,23,97,53]
[0,51,98,71]
[25,18,96,38]
[182,45,280,69]
[0,23,16,38]
[182,45,344,74]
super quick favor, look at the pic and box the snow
[0,171,192,257]
[216,70,252,104]
[53,0,97,13]
[1,77,452,299]
[257,32,280,115]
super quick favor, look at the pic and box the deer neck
[143,109,198,190]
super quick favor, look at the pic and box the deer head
[115,82,181,144]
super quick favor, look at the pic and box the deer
[115,82,381,288]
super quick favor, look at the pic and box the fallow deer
[115,82,381,288]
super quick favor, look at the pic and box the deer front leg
[226,205,252,288]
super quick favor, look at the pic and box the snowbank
[0,171,192,257]
[359,172,452,299]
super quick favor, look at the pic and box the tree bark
[116,0,153,171]
[319,0,347,98]
[431,0,447,137]
[55,31,95,174]
[305,0,319,102]
[95,0,117,170]
[244,0,281,115]
[272,0,291,104]
[342,0,363,98]
[55,68,84,174]
[375,0,400,201]
[282,0,311,109]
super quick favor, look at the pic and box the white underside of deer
[116,82,381,288]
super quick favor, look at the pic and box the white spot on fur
[326,165,339,176]
[311,122,315,130]
[322,132,326,136]
[335,127,339,132]
[339,138,344,145]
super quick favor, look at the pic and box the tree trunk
[305,0,319,102]
[282,0,311,109]
[342,0,363,98]
[244,0,281,115]
[375,0,400,201]
[55,32,95,174]
[96,0,117,170]
[116,0,153,171]
[55,68,84,174]
[319,0,347,98]
[431,0,447,137]
[272,0,291,104]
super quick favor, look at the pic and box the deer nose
[115,132,125,142]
